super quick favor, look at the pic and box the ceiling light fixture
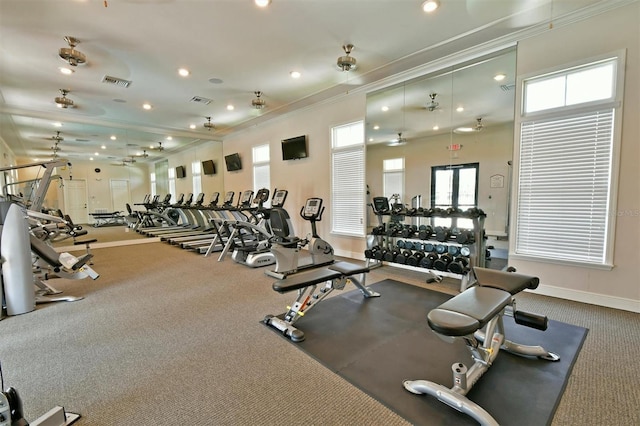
[178,68,190,77]
[255,0,271,7]
[204,116,215,131]
[290,71,301,79]
[227,104,235,111]
[337,44,357,72]
[422,0,440,13]
[54,89,74,108]
[59,67,74,75]
[58,36,87,66]
[456,106,464,112]
[189,124,196,129]
[494,73,506,81]
[143,103,152,110]
[251,91,266,110]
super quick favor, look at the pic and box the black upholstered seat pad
[474,266,540,293]
[329,261,369,276]
[428,287,511,335]
[272,268,342,293]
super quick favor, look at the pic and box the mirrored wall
[365,47,517,235]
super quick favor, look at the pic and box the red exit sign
[447,143,462,151]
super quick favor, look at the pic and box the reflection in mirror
[366,47,516,237]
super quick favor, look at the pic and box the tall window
[191,161,202,195]
[383,158,404,203]
[253,144,270,205]
[431,163,479,228]
[168,167,176,203]
[515,55,622,266]
[150,172,156,198]
[331,121,365,236]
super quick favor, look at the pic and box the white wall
[511,2,640,312]
[222,93,367,258]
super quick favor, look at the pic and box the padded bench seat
[427,286,512,336]
[272,261,370,293]
[474,267,539,294]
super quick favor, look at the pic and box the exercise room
[0,1,638,425]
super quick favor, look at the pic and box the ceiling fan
[426,93,440,111]
[337,44,357,72]
[388,132,407,146]
[149,142,164,151]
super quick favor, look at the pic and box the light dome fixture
[255,0,271,7]
[337,44,357,72]
[251,91,266,110]
[203,116,215,131]
[422,0,440,13]
[55,89,74,108]
[58,36,87,67]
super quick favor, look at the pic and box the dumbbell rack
[365,211,487,283]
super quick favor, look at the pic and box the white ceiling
[0,0,608,164]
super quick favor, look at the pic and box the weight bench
[30,235,100,303]
[263,261,380,342]
[89,211,125,227]
[403,267,559,426]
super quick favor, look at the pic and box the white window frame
[168,167,176,203]
[331,121,366,237]
[150,172,156,198]
[512,51,625,269]
[252,144,270,205]
[191,161,202,195]
[383,157,404,203]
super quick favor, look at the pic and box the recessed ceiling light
[433,125,439,131]
[94,152,100,156]
[255,0,271,7]
[59,67,74,75]
[101,145,106,149]
[189,124,196,129]
[166,136,172,140]
[422,0,440,13]
[494,73,506,81]
[368,138,374,142]
[52,122,62,127]
[143,103,152,110]
[381,106,389,112]
[178,68,190,77]
[456,106,464,112]
[110,135,116,140]
[373,125,380,130]
[290,71,301,79]
[227,104,235,111]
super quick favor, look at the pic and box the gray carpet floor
[1,229,639,425]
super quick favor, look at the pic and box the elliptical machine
[265,197,334,279]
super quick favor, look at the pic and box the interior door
[63,179,88,224]
[110,179,131,212]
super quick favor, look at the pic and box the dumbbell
[364,245,380,259]
[420,252,439,269]
[407,251,425,267]
[448,245,460,256]
[435,226,451,242]
[448,256,469,274]
[434,253,453,271]
[374,248,388,260]
[396,240,406,249]
[456,230,475,245]
[395,250,413,264]
[423,243,435,253]
[435,244,448,254]
[401,225,417,238]
[371,224,385,235]
[412,241,423,251]
[460,246,471,257]
[384,249,401,262]
[418,225,433,240]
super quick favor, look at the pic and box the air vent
[102,75,132,88]
[500,84,515,92]
[190,96,213,105]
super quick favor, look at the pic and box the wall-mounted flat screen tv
[176,165,186,179]
[224,153,242,171]
[281,135,308,160]
[202,159,216,175]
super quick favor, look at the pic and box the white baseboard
[533,284,640,313]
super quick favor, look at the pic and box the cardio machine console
[303,198,323,218]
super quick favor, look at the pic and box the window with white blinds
[191,161,202,195]
[168,167,176,203]
[515,54,622,266]
[383,158,404,201]
[331,121,365,236]
[150,172,156,197]
[253,144,270,205]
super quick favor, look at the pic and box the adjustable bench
[403,267,559,426]
[90,211,125,227]
[30,235,100,303]
[264,261,380,342]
